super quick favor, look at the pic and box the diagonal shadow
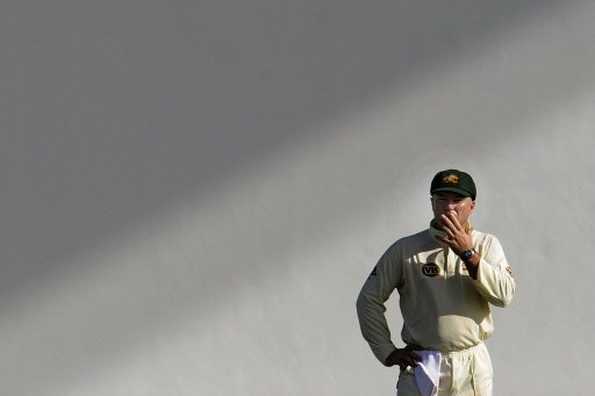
[3,0,590,394]
[1,0,560,304]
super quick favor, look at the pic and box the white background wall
[2,1,594,395]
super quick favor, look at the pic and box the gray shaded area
[2,0,559,302]
[1,1,594,395]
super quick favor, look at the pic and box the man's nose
[445,201,458,210]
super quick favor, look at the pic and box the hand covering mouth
[429,219,447,242]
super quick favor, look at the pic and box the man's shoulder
[471,229,500,244]
[399,228,431,243]
[388,229,433,253]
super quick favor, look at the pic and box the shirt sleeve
[356,242,402,365]
[472,235,516,307]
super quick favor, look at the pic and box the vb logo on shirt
[422,262,440,277]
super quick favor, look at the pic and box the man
[356,169,515,396]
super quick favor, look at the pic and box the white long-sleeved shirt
[356,228,515,364]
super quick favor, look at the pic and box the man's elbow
[356,291,368,314]
[492,291,514,308]
[502,292,515,307]
[493,278,516,307]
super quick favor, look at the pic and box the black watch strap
[460,249,476,261]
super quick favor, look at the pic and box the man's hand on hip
[384,347,422,369]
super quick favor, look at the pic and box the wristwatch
[460,249,477,262]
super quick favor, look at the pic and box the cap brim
[431,187,472,197]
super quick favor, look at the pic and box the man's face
[431,191,476,228]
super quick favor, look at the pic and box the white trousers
[396,343,493,396]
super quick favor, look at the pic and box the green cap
[430,169,476,200]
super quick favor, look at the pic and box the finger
[442,226,455,238]
[399,358,411,368]
[397,355,416,369]
[438,236,455,247]
[436,235,451,244]
[447,211,464,231]
[405,351,421,364]
[409,351,422,363]
[404,356,418,367]
[440,214,457,233]
[402,352,418,366]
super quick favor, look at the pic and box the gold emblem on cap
[442,174,459,184]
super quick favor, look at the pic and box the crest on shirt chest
[421,262,441,277]
[417,250,445,278]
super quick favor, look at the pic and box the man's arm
[469,235,516,307]
[438,212,515,307]
[356,243,403,365]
